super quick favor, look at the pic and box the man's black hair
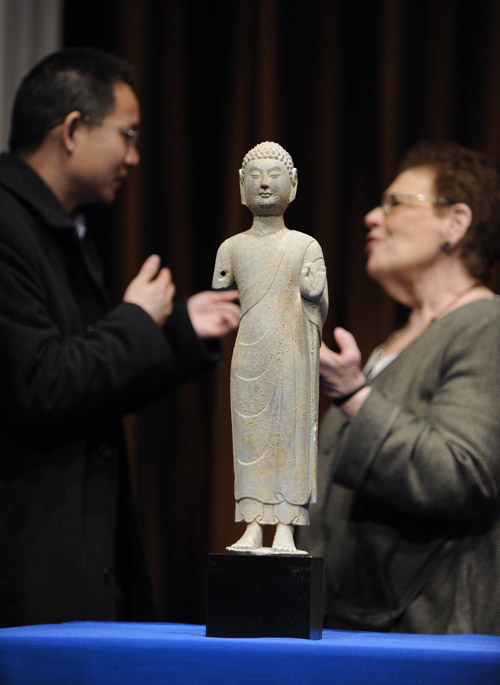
[9,46,137,154]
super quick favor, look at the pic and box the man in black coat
[0,47,239,627]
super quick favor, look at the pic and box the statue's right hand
[123,254,176,327]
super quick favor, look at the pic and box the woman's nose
[364,205,383,228]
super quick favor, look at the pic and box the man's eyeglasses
[381,192,452,216]
[82,114,140,148]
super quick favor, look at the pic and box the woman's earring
[441,238,451,252]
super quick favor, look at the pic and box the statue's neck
[250,215,287,234]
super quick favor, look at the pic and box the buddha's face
[240,158,297,216]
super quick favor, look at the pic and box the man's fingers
[217,302,241,326]
[213,289,239,302]
[134,254,161,283]
[155,266,173,287]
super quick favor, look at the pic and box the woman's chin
[366,259,398,288]
[365,257,385,280]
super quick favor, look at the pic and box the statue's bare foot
[271,523,308,555]
[226,521,263,552]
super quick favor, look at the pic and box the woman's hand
[320,327,370,417]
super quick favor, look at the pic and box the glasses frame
[81,114,139,148]
[381,192,452,216]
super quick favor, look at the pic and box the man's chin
[99,188,118,205]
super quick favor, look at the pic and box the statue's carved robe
[213,227,328,524]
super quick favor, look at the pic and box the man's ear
[443,202,472,249]
[60,111,84,152]
[239,168,247,206]
[289,168,298,202]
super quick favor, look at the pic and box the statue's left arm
[299,240,328,322]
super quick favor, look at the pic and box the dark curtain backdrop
[63,0,500,623]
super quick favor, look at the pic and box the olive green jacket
[301,298,500,634]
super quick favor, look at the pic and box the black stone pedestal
[206,553,324,639]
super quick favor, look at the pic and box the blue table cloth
[0,621,500,684]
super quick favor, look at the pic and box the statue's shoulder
[216,234,237,253]
[219,229,252,247]
[288,230,321,248]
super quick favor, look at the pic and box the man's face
[68,81,140,208]
[240,158,294,216]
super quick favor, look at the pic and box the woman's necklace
[365,282,481,379]
[428,281,481,323]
